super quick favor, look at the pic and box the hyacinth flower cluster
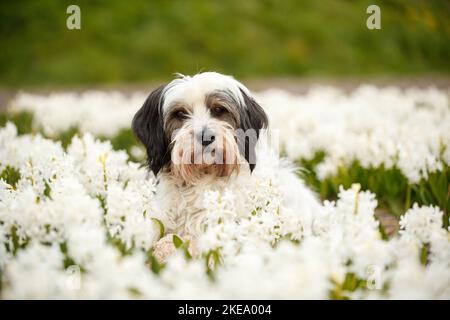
[0,85,449,299]
[8,86,450,216]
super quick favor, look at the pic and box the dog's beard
[170,125,241,184]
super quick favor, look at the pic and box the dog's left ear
[238,88,269,172]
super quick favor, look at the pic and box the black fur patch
[238,89,269,171]
[132,85,170,175]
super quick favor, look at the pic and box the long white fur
[155,131,321,237]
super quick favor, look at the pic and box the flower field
[0,85,449,299]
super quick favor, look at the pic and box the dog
[132,72,321,258]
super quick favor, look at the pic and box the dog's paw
[152,234,199,264]
[152,234,177,264]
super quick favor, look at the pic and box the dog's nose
[202,135,215,146]
[198,128,215,146]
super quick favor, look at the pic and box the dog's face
[132,72,268,184]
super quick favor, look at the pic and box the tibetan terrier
[132,72,321,250]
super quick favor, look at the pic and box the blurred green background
[0,0,449,87]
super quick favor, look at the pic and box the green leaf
[377,222,389,240]
[149,254,165,274]
[181,241,192,260]
[420,243,429,266]
[173,234,183,249]
[43,180,52,199]
[0,166,21,189]
[151,218,165,239]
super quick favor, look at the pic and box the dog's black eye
[174,110,187,119]
[212,106,226,116]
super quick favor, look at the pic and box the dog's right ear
[132,85,170,176]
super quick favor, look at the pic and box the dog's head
[132,72,268,184]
